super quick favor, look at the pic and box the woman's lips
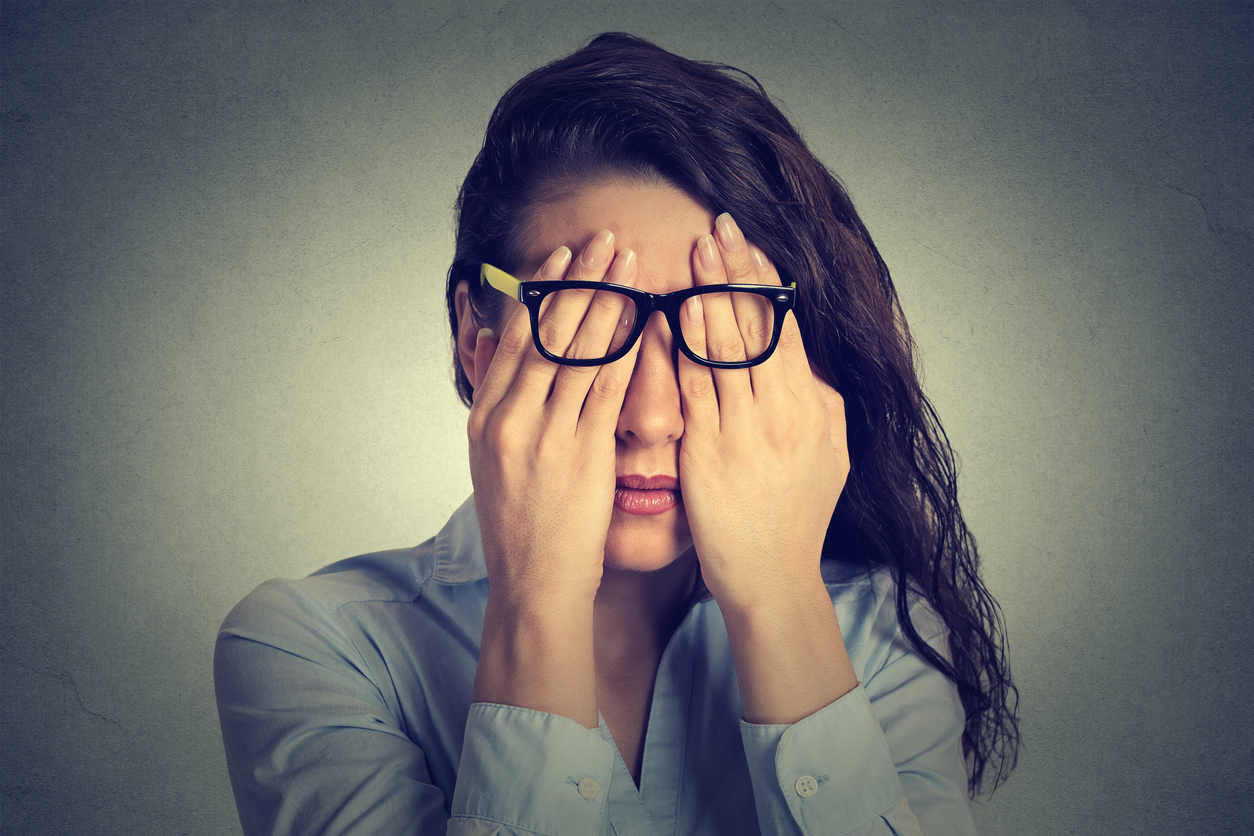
[614,474,680,516]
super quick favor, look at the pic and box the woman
[215,33,1017,835]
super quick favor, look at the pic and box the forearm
[473,589,599,728]
[720,574,858,725]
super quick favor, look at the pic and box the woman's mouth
[614,474,680,516]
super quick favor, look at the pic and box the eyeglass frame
[480,263,797,369]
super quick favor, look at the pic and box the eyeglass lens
[534,288,775,363]
[678,290,774,362]
[534,286,638,361]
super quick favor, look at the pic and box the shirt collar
[430,494,489,584]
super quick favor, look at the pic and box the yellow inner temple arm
[480,263,522,301]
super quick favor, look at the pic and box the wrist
[483,584,596,634]
[476,591,598,727]
[702,550,825,616]
[718,576,858,725]
[715,571,831,631]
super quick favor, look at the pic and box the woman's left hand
[677,213,850,611]
[677,213,859,724]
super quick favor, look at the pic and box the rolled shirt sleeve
[740,688,908,835]
[737,608,975,836]
[216,578,616,836]
[450,703,615,835]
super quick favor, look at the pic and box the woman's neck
[593,549,699,678]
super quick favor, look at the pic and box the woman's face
[511,178,714,573]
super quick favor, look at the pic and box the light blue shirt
[215,496,976,835]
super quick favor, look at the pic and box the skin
[453,178,859,784]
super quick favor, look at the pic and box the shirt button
[577,777,600,800]
[795,775,819,798]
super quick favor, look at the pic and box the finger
[524,229,616,364]
[714,215,777,365]
[559,248,637,365]
[814,373,849,462]
[549,248,639,420]
[692,233,747,366]
[464,325,502,438]
[676,293,721,432]
[576,318,644,433]
[471,296,545,415]
[742,242,786,365]
[746,242,783,287]
[745,244,810,399]
[471,327,499,399]
[691,234,754,412]
[713,213,759,283]
[775,309,813,386]
[475,247,577,410]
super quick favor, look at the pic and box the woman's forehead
[516,178,715,292]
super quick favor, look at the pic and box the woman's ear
[454,280,484,388]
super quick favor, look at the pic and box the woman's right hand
[468,230,641,600]
[466,230,640,726]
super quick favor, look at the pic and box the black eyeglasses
[480,264,796,369]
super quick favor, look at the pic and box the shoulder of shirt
[223,495,486,623]
[820,557,948,649]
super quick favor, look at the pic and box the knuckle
[531,431,561,463]
[483,414,524,457]
[837,457,851,480]
[557,362,601,387]
[726,259,757,284]
[777,326,804,352]
[710,333,748,361]
[589,290,624,318]
[466,408,486,440]
[534,320,568,354]
[562,338,602,363]
[683,372,717,401]
[774,413,800,442]
[497,325,531,356]
[588,368,624,401]
[744,316,772,345]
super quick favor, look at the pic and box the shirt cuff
[740,686,905,836]
[451,702,616,836]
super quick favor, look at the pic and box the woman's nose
[615,314,684,446]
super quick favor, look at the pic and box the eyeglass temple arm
[484,262,796,298]
[480,264,523,302]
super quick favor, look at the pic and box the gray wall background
[3,1,1251,833]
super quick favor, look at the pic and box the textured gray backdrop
[3,2,1252,834]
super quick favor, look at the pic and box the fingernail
[541,246,572,279]
[476,327,495,344]
[615,247,637,278]
[749,244,770,274]
[698,234,718,269]
[581,229,615,268]
[684,294,703,322]
[715,213,740,249]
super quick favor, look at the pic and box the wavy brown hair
[445,32,1018,794]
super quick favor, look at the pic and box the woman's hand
[467,230,641,726]
[677,213,858,723]
[676,214,849,607]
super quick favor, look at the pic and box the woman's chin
[602,514,693,573]
[601,549,689,573]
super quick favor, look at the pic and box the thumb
[814,377,847,454]
[471,327,499,398]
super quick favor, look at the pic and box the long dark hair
[445,32,1018,795]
